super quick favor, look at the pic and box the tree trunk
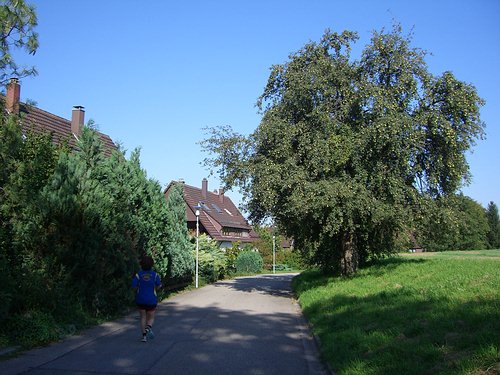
[340,231,358,276]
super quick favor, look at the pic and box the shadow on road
[4,273,325,375]
[213,273,299,298]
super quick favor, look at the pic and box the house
[2,78,116,155]
[408,232,425,253]
[164,178,259,248]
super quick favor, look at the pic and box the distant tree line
[416,195,499,252]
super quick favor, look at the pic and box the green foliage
[253,226,279,267]
[0,0,39,84]
[201,24,485,275]
[193,234,226,282]
[0,117,193,348]
[253,225,306,270]
[0,253,13,321]
[164,183,194,281]
[235,250,263,273]
[0,114,61,317]
[293,253,500,374]
[486,201,500,249]
[25,128,140,315]
[224,242,240,274]
[281,249,306,270]
[417,195,489,251]
[5,311,60,348]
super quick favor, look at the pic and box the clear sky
[11,0,500,209]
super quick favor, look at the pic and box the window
[211,203,223,213]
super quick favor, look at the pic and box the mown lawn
[292,251,500,375]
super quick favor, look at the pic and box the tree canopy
[0,0,38,84]
[200,25,485,275]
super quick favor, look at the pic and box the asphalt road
[3,273,328,375]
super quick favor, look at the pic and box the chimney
[6,78,20,114]
[202,178,208,199]
[218,188,224,203]
[71,106,85,136]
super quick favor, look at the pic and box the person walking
[132,255,162,342]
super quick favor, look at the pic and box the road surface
[2,273,328,375]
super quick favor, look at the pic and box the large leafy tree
[201,25,485,275]
[0,0,38,84]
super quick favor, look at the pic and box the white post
[273,235,276,274]
[195,209,200,288]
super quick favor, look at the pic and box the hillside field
[292,250,500,375]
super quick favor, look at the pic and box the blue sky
[12,0,500,209]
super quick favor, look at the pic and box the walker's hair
[140,255,154,271]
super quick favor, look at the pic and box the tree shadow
[213,274,298,298]
[293,257,430,295]
[3,275,326,375]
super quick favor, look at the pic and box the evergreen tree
[0,114,59,316]
[486,201,500,249]
[0,0,38,84]
[0,114,25,318]
[164,182,194,281]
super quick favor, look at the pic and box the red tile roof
[2,85,116,156]
[17,102,117,156]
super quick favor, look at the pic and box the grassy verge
[0,282,192,359]
[292,251,500,375]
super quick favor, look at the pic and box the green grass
[293,251,500,375]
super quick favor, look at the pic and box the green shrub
[224,245,239,274]
[193,234,227,283]
[0,255,14,322]
[282,249,306,270]
[6,311,60,348]
[236,250,263,273]
[196,249,227,283]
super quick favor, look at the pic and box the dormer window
[212,203,223,213]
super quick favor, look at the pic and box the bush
[6,311,60,348]
[282,249,306,270]
[236,250,263,273]
[193,234,227,283]
[197,249,227,283]
[224,245,239,274]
